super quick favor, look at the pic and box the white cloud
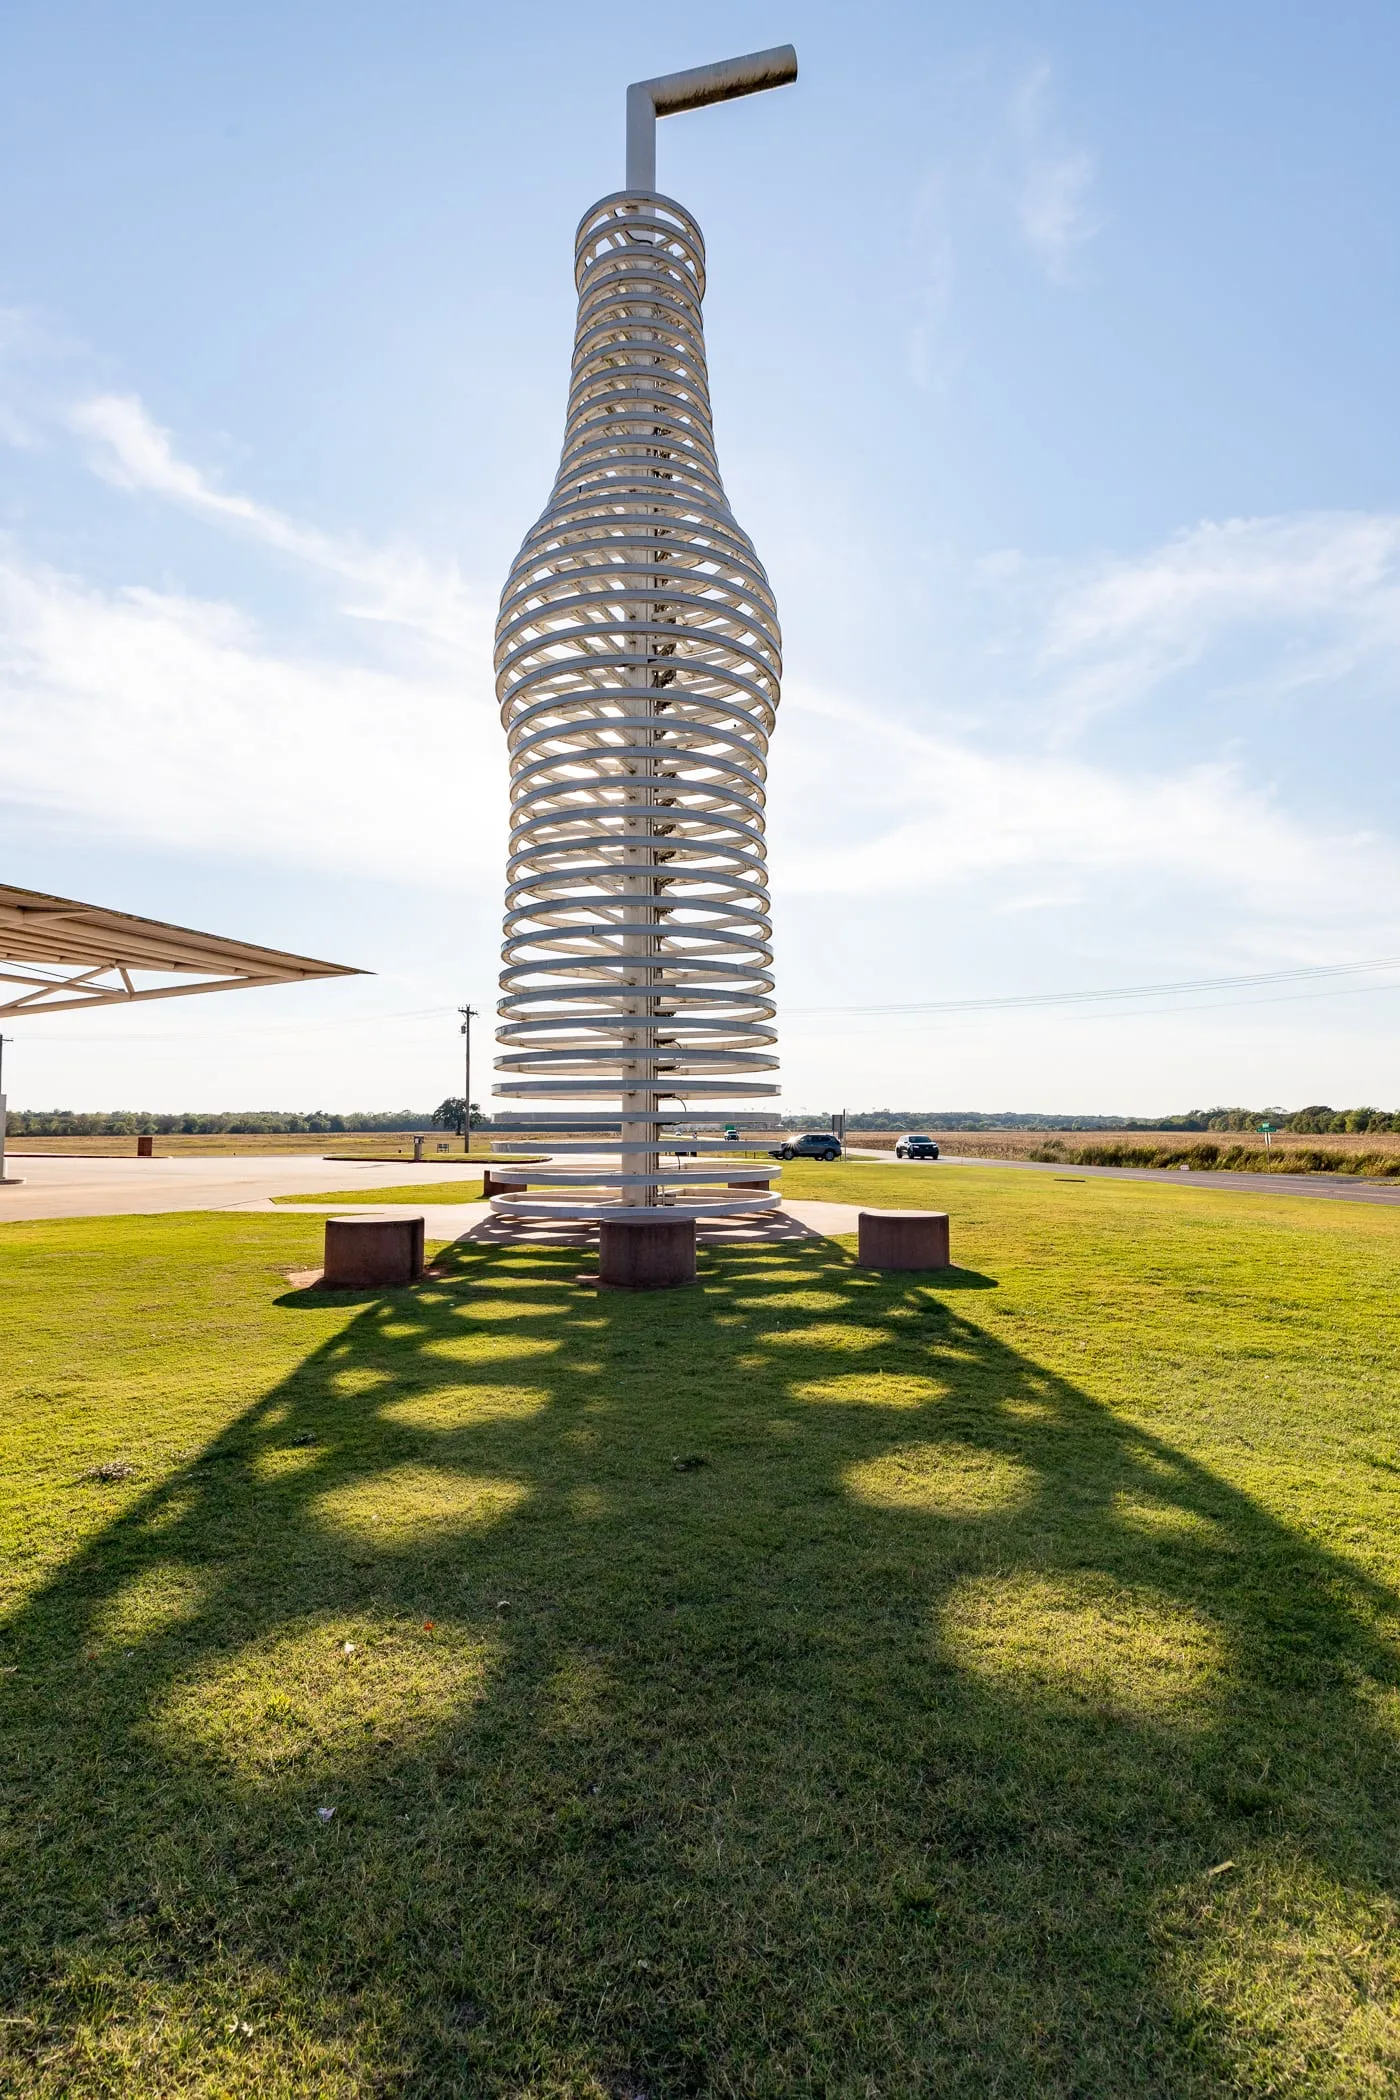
[904,57,1099,378]
[905,169,958,389]
[68,393,488,650]
[7,484,1399,958]
[0,548,505,884]
[1035,510,1400,731]
[1047,510,1400,662]
[0,386,513,884]
[1008,64,1100,282]
[776,680,1398,941]
[773,504,1400,962]
[0,305,63,449]
[0,390,506,883]
[9,377,1400,1024]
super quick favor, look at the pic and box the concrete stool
[482,1169,525,1199]
[858,1209,951,1271]
[598,1216,696,1289]
[136,1134,154,1158]
[323,1214,425,1288]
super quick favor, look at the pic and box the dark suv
[770,1132,843,1162]
[894,1133,940,1160]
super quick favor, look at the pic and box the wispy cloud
[778,679,1397,942]
[0,546,504,883]
[772,501,1400,968]
[67,392,487,650]
[0,385,507,881]
[8,373,1400,997]
[0,305,63,449]
[905,169,959,390]
[1047,511,1400,663]
[905,55,1100,379]
[0,378,513,886]
[1008,63,1100,282]
[7,485,1399,947]
[1038,510,1400,730]
[0,544,504,880]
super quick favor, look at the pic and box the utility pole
[458,1005,478,1155]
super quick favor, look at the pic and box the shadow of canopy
[4,1232,1399,2095]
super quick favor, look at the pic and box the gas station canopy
[0,882,363,1018]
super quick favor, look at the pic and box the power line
[783,955,1400,1019]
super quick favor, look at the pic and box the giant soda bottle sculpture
[490,48,797,1226]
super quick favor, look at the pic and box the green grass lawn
[4,1165,1400,2095]
[271,1181,485,1207]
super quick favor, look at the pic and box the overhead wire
[783,954,1400,1019]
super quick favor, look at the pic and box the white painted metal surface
[625,45,797,191]
[0,883,362,1017]
[490,53,796,1224]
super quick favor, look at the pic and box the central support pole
[620,222,663,1207]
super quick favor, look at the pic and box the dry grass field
[854,1129,1400,1174]
[4,1134,485,1161]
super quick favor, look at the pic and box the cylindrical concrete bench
[598,1216,696,1289]
[323,1215,425,1288]
[482,1169,525,1199]
[857,1209,951,1271]
[136,1134,154,1158]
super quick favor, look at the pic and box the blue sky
[3,0,1399,1115]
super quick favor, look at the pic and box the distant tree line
[1112,1106,1400,1134]
[5,1110,448,1136]
[1178,1106,1400,1134]
[783,1107,1400,1133]
[11,1103,1400,1138]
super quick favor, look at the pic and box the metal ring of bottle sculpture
[490,49,796,1224]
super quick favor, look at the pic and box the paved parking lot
[0,1154,868,1241]
[0,1152,464,1222]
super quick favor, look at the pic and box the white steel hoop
[491,190,783,1221]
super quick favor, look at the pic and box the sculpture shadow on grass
[3,1232,1399,2096]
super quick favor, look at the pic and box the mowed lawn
[271,1181,486,1207]
[3,1165,1400,2097]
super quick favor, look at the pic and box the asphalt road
[0,1153,470,1223]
